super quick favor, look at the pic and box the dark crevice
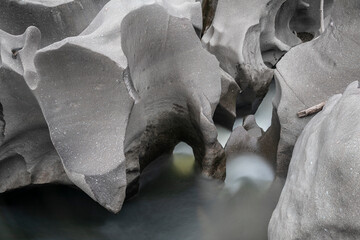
[0,102,5,143]
[11,47,23,59]
[201,0,218,37]
[295,31,314,42]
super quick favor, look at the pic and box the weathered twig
[297,101,326,118]
[320,0,325,33]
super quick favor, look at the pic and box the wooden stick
[320,0,325,33]
[297,101,326,118]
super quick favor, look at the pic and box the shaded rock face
[201,0,218,36]
[0,0,109,47]
[202,0,300,115]
[202,0,274,115]
[269,81,360,240]
[213,69,241,129]
[121,4,225,182]
[0,27,70,193]
[225,114,280,170]
[201,0,335,116]
[274,0,360,177]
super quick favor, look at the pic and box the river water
[0,82,284,240]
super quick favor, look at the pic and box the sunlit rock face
[0,0,109,47]
[269,81,360,240]
[0,27,70,193]
[273,0,360,177]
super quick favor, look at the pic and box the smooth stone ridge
[269,81,360,239]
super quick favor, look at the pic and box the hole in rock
[296,31,314,42]
[11,47,22,59]
[289,0,335,38]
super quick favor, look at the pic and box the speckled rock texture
[0,0,109,47]
[122,4,225,184]
[15,2,225,212]
[274,0,360,177]
[1,0,359,223]
[0,27,70,193]
[201,0,303,115]
[269,81,360,240]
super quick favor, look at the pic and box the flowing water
[0,82,284,240]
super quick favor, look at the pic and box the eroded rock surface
[0,27,69,193]
[225,114,280,169]
[202,0,278,114]
[122,4,225,183]
[0,0,109,47]
[274,0,360,176]
[269,81,360,240]
[28,2,224,212]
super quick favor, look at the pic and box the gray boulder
[213,69,241,129]
[0,27,69,193]
[269,81,360,239]
[274,0,360,176]
[30,2,224,212]
[202,0,301,114]
[122,4,225,182]
[0,0,109,47]
[225,114,280,170]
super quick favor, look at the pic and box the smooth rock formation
[29,2,224,212]
[0,0,109,47]
[202,0,276,114]
[269,81,360,240]
[42,0,202,71]
[261,0,334,66]
[0,27,69,193]
[122,4,225,182]
[225,113,280,169]
[274,0,359,176]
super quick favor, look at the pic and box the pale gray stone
[274,0,359,176]
[0,27,70,193]
[0,0,109,47]
[29,2,224,212]
[269,81,360,240]
[122,4,225,182]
